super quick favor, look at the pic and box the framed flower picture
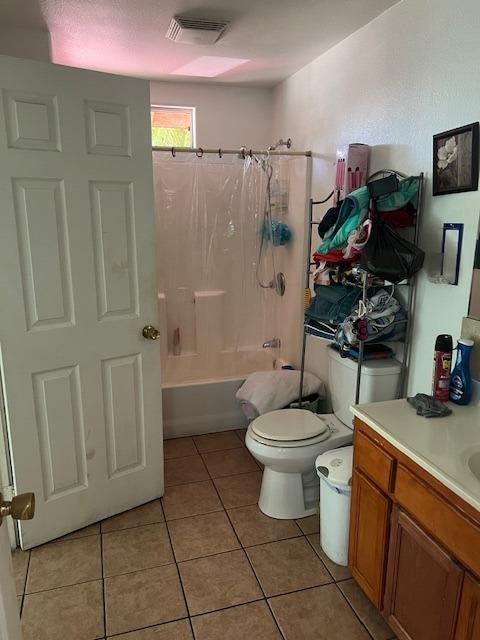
[433,122,479,195]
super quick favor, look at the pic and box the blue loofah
[262,220,292,246]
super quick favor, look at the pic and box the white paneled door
[0,55,164,549]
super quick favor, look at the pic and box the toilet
[245,347,401,519]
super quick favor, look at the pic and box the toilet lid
[251,409,329,442]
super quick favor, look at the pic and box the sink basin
[467,451,480,480]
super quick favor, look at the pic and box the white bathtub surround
[162,378,247,439]
[158,291,272,384]
[154,153,309,385]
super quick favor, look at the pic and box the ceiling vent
[166,15,230,45]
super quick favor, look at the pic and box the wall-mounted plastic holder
[426,223,464,285]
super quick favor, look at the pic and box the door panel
[385,506,462,640]
[455,574,480,640]
[90,180,139,320]
[348,469,391,608]
[0,54,163,548]
[32,365,87,500]
[12,177,74,330]
[102,353,146,478]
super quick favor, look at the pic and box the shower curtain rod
[152,145,311,158]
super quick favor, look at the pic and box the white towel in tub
[235,370,325,417]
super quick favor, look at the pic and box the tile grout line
[102,520,166,536]
[164,506,225,523]
[105,615,192,639]
[302,532,394,638]
[210,470,350,636]
[335,582,378,640]
[220,494,286,640]
[24,576,106,598]
[207,478,280,635]
[19,549,32,617]
[188,595,266,622]
[265,596,286,639]
[20,533,339,600]
[303,532,340,583]
[195,443,245,454]
[158,500,196,638]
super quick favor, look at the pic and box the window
[151,105,195,147]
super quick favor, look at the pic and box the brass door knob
[0,492,35,527]
[142,325,160,340]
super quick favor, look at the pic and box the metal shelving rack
[298,172,424,407]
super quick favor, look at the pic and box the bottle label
[432,351,452,400]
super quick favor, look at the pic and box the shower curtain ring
[196,147,204,158]
[218,148,222,158]
[171,147,176,158]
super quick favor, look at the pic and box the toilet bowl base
[258,466,318,519]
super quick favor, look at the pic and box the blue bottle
[449,339,474,405]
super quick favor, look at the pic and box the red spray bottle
[432,334,453,401]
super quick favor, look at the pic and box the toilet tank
[327,347,401,427]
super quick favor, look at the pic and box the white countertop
[350,399,480,513]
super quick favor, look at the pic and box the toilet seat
[249,409,332,448]
[247,425,332,448]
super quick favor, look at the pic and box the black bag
[361,205,424,283]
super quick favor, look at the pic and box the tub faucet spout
[262,338,281,349]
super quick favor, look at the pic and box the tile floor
[13,428,396,640]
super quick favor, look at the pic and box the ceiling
[0,0,398,86]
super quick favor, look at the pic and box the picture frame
[433,122,479,196]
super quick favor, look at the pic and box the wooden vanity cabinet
[384,506,463,640]
[349,469,390,608]
[349,418,480,640]
[455,573,480,640]
[349,426,395,608]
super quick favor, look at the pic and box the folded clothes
[407,393,452,418]
[236,370,325,418]
[305,284,362,325]
[304,319,336,340]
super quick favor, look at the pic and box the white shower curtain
[153,152,293,383]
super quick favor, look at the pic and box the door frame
[0,361,17,549]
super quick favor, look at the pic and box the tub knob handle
[142,325,160,340]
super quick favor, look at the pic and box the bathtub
[162,376,248,439]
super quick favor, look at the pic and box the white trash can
[315,446,353,566]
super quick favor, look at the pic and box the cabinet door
[455,573,480,640]
[385,507,463,640]
[349,469,391,608]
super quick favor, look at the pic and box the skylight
[171,56,250,78]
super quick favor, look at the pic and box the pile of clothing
[305,284,406,350]
[313,177,420,285]
[334,288,407,350]
[305,176,419,354]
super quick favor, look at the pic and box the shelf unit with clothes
[298,171,425,407]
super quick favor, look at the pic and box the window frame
[150,104,196,148]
